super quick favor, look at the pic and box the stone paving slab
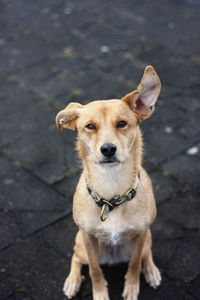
[152,239,181,270]
[13,61,122,107]
[0,35,55,74]
[0,155,71,249]
[0,76,20,100]
[54,173,80,202]
[142,99,200,143]
[152,212,185,241]
[0,155,67,210]
[0,271,20,300]
[1,126,79,184]
[186,274,200,300]
[0,211,20,249]
[0,85,55,147]
[3,292,31,300]
[143,127,189,164]
[165,231,200,284]
[161,143,200,188]
[37,215,77,257]
[139,275,195,300]
[0,235,67,300]
[156,191,200,230]
[150,169,182,204]
[10,48,145,108]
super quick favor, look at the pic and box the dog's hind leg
[142,229,161,289]
[63,231,87,299]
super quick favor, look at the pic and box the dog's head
[56,66,161,168]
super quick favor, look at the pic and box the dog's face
[56,66,161,168]
[73,100,139,166]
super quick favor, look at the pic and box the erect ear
[56,102,83,131]
[122,66,161,122]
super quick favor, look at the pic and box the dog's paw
[93,286,110,300]
[63,274,85,299]
[122,282,139,300]
[143,264,161,289]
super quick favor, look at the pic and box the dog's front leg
[122,231,147,300]
[81,230,109,300]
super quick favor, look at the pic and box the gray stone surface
[139,275,195,300]
[54,173,80,201]
[0,211,20,249]
[0,84,55,146]
[1,128,79,184]
[0,271,20,299]
[38,215,78,257]
[143,127,189,164]
[0,35,55,73]
[0,236,67,300]
[0,156,67,210]
[152,239,181,269]
[0,0,199,299]
[4,293,31,300]
[150,169,182,204]
[186,274,200,300]
[161,143,200,188]
[152,212,185,240]
[165,232,200,283]
[156,192,200,230]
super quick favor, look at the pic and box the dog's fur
[56,66,161,300]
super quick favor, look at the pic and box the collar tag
[101,204,109,221]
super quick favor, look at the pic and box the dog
[56,65,161,300]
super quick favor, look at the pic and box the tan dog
[56,66,161,300]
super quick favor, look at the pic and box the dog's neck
[83,129,143,200]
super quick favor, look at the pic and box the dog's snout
[100,143,117,157]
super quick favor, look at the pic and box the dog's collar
[86,173,140,222]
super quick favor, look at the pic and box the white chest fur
[95,228,127,246]
[96,227,135,265]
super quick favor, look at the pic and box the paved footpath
[0,0,200,299]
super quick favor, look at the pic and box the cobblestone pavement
[0,0,200,299]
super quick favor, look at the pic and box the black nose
[100,143,117,157]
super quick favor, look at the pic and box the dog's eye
[86,124,95,130]
[117,120,127,128]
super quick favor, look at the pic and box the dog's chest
[95,228,128,245]
[93,215,140,246]
[88,206,148,246]
[95,225,138,265]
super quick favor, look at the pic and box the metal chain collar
[86,174,140,221]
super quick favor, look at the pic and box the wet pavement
[0,0,200,299]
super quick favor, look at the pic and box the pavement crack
[0,150,68,198]
[23,210,72,239]
[0,211,72,252]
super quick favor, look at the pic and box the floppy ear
[56,102,83,131]
[122,66,161,122]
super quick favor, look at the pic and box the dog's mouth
[99,158,120,165]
